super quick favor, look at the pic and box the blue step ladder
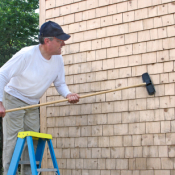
[7,131,60,175]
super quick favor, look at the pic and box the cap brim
[55,33,71,41]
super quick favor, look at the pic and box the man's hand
[66,93,80,103]
[0,102,6,117]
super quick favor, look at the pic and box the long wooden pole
[5,82,146,113]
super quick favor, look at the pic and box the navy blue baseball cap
[39,21,71,41]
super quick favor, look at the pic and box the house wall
[39,0,175,174]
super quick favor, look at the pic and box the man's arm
[54,57,80,103]
[0,102,6,117]
[0,53,27,102]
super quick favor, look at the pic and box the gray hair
[38,36,54,44]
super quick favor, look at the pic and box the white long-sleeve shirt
[0,45,71,105]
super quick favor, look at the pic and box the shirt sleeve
[0,54,27,101]
[53,57,71,98]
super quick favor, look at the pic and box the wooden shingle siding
[40,0,175,174]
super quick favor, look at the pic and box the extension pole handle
[5,82,146,113]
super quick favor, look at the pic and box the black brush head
[142,73,156,95]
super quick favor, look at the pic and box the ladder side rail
[35,138,46,168]
[47,139,60,175]
[27,136,38,175]
[7,138,26,175]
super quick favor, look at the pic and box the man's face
[45,37,65,55]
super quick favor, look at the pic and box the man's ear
[44,38,50,45]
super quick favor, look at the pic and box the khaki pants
[3,92,39,175]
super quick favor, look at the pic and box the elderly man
[0,21,79,175]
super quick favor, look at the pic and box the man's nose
[61,41,65,46]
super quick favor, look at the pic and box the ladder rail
[7,138,26,175]
[35,138,46,168]
[27,136,38,175]
[47,139,60,175]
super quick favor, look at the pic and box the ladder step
[19,161,40,165]
[37,168,57,172]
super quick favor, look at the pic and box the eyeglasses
[56,39,63,44]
